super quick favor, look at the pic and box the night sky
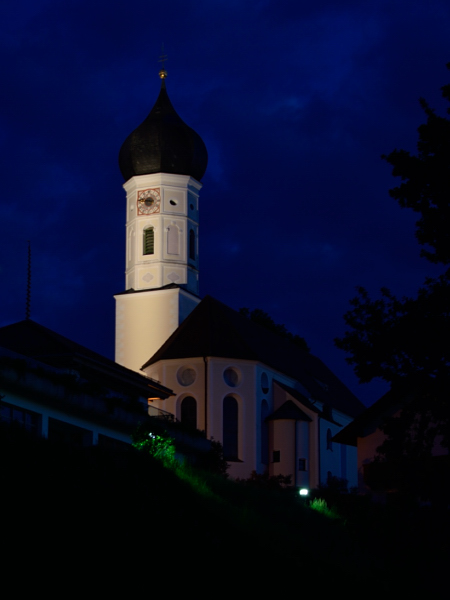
[1,0,449,406]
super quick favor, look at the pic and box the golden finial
[158,44,168,79]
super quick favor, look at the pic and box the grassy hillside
[2,424,447,593]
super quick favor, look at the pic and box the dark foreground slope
[1,424,447,594]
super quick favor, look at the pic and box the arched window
[223,396,238,461]
[167,225,179,255]
[189,229,196,260]
[261,399,269,465]
[143,227,154,255]
[181,396,197,431]
[327,428,333,451]
[260,372,269,394]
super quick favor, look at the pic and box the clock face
[137,188,161,215]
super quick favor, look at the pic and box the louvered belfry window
[143,228,154,255]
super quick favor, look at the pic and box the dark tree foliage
[382,66,450,265]
[337,278,450,388]
[239,307,310,352]
[336,65,450,456]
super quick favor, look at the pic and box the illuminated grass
[310,498,342,520]
[133,428,223,502]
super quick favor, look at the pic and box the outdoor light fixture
[299,488,309,496]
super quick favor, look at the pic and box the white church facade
[114,68,364,487]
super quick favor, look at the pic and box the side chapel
[114,67,364,486]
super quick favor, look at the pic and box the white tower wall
[123,173,201,294]
[115,171,202,372]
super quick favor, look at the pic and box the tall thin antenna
[158,44,168,79]
[26,241,31,320]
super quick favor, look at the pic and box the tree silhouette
[336,64,450,457]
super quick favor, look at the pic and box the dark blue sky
[1,0,449,406]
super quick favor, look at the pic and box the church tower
[115,68,208,372]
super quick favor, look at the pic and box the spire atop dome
[118,67,208,183]
[158,45,168,80]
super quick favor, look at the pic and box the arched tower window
[167,225,180,255]
[180,396,197,431]
[261,399,269,465]
[223,396,238,461]
[143,227,154,255]
[189,229,196,260]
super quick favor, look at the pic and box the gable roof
[273,380,320,414]
[273,380,341,425]
[266,400,312,422]
[333,389,406,446]
[0,319,173,399]
[144,295,364,418]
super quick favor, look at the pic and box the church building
[114,67,364,487]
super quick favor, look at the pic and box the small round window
[261,372,269,394]
[169,199,177,206]
[223,367,240,387]
[177,367,196,386]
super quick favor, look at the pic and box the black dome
[118,79,208,182]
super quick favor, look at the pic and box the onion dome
[119,75,208,182]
